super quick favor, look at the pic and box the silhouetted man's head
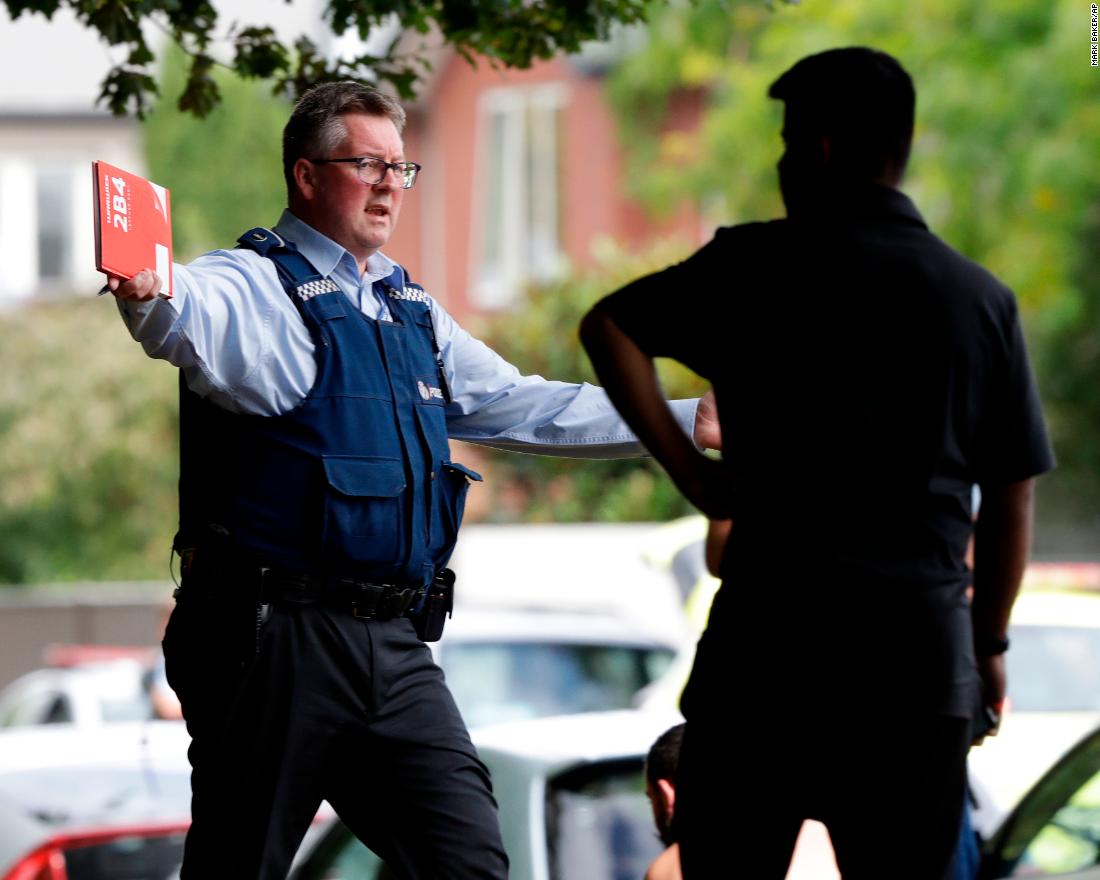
[768,47,915,212]
[645,723,685,847]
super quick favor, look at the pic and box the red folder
[92,160,173,299]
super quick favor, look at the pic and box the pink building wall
[384,52,705,323]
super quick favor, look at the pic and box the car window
[62,831,186,880]
[987,729,1100,877]
[297,758,668,880]
[98,693,154,723]
[0,689,62,727]
[1003,768,1100,875]
[547,758,663,880]
[1007,626,1100,712]
[42,694,74,724]
[290,822,388,880]
[439,644,675,727]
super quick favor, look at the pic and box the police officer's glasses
[311,156,421,189]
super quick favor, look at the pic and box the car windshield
[546,758,663,880]
[1007,625,1100,711]
[62,832,186,880]
[440,643,675,727]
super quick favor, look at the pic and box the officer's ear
[293,158,319,201]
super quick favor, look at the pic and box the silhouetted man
[644,723,685,880]
[581,47,1053,879]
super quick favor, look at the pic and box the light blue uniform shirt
[117,210,698,457]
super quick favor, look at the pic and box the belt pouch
[414,569,454,642]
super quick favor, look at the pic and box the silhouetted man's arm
[970,477,1035,736]
[705,519,733,578]
[580,308,729,519]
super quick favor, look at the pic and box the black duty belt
[177,549,424,621]
[259,569,425,620]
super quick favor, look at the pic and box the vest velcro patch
[297,279,340,301]
[387,284,430,305]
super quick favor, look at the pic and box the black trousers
[162,582,509,880]
[674,706,971,880]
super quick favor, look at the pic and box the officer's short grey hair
[283,81,407,196]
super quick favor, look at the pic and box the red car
[0,722,191,880]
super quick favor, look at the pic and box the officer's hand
[106,270,161,301]
[693,390,721,451]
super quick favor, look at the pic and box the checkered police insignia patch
[387,284,430,304]
[296,279,340,301]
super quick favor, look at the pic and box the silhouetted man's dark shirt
[600,184,1054,716]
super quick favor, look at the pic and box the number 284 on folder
[92,160,174,299]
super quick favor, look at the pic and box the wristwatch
[975,634,1010,656]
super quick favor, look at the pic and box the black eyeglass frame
[309,156,422,189]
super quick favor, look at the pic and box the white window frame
[471,84,567,309]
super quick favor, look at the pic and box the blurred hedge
[0,298,178,584]
[469,238,711,523]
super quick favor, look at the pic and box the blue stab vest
[176,228,481,588]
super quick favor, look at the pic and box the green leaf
[4,1,63,19]
[177,53,220,118]
[127,41,155,66]
[233,25,291,79]
[85,0,143,45]
[97,66,158,118]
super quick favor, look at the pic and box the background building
[0,8,141,302]
[385,40,708,322]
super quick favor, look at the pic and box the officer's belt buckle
[348,582,421,620]
[347,580,386,619]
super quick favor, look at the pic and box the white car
[0,721,192,880]
[647,588,1100,839]
[0,604,679,737]
[290,710,684,880]
[0,658,155,730]
[431,606,679,728]
[980,718,1100,878]
[290,708,1100,880]
[969,589,1100,833]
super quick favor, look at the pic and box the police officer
[108,82,716,879]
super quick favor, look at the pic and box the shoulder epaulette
[386,282,430,305]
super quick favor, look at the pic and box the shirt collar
[788,184,928,230]
[273,209,397,284]
[859,185,927,228]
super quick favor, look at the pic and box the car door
[981,724,1100,879]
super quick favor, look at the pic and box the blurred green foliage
[0,300,178,584]
[0,53,289,584]
[470,239,710,522]
[144,47,289,259]
[606,0,1100,528]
